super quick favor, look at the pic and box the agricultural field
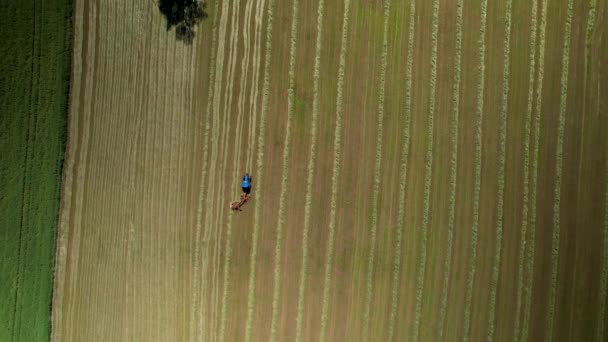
[51,0,608,341]
[0,1,72,341]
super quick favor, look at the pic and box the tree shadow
[158,0,208,44]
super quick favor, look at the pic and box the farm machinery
[230,193,250,211]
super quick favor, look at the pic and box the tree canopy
[158,0,208,43]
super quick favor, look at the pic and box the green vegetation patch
[0,0,72,340]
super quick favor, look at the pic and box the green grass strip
[437,0,463,339]
[521,0,548,339]
[386,1,415,341]
[546,0,574,339]
[294,0,324,341]
[599,158,608,341]
[243,0,276,339]
[462,0,488,340]
[318,0,351,340]
[412,0,440,340]
[513,0,538,340]
[268,0,299,340]
[361,0,391,340]
[486,0,512,340]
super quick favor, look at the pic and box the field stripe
[293,0,325,340]
[486,0,513,340]
[521,0,548,339]
[599,158,608,341]
[386,1,415,341]
[268,0,299,340]
[190,0,220,338]
[387,1,416,342]
[546,0,574,339]
[412,0,440,340]
[361,0,390,340]
[247,0,267,171]
[243,0,276,338]
[462,0,488,339]
[513,0,538,339]
[318,0,351,340]
[437,0,463,339]
[217,0,258,340]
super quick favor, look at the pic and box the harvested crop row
[361,0,390,340]
[294,0,325,340]
[486,0,513,339]
[437,0,463,339]
[599,159,608,341]
[268,0,299,340]
[318,0,351,340]
[218,0,258,340]
[546,0,574,338]
[513,0,538,339]
[386,1,415,341]
[462,0,488,339]
[243,0,276,338]
[412,0,440,340]
[198,0,232,338]
[521,0,548,340]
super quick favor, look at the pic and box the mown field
[0,1,72,341]
[52,0,608,341]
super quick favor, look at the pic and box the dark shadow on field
[158,0,208,43]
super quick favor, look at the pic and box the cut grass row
[217,0,260,340]
[268,0,299,339]
[521,0,549,340]
[412,0,440,340]
[244,0,277,338]
[437,0,463,338]
[513,0,538,339]
[599,158,608,342]
[486,0,512,340]
[318,0,351,340]
[546,0,574,338]
[360,0,390,340]
[386,1,415,340]
[294,0,325,340]
[462,0,488,339]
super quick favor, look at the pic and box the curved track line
[486,0,512,339]
[513,0,538,339]
[361,0,390,340]
[462,0,488,339]
[318,1,351,341]
[243,0,276,339]
[546,0,574,339]
[521,0,548,340]
[386,2,415,341]
[412,0,440,340]
[268,0,299,341]
[437,0,463,339]
[293,0,325,340]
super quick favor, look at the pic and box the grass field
[0,1,71,341]
[51,0,608,341]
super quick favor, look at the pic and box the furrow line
[412,0,440,340]
[386,1,415,341]
[294,0,325,340]
[243,0,276,339]
[318,0,351,341]
[247,0,267,171]
[486,0,512,340]
[199,0,231,339]
[217,0,257,340]
[546,0,574,339]
[269,0,299,340]
[513,0,538,339]
[190,0,220,338]
[462,0,488,339]
[521,0,548,340]
[361,0,390,340]
[437,0,463,339]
